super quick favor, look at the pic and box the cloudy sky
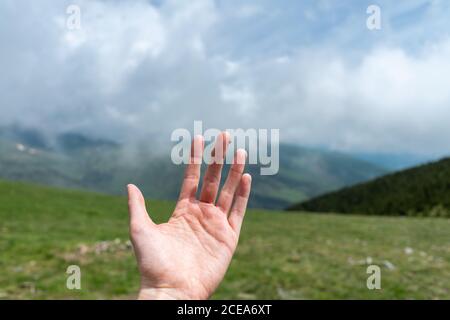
[1,0,450,156]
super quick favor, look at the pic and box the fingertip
[224,131,231,142]
[193,134,204,143]
[235,173,252,198]
[192,135,204,163]
[242,173,252,185]
[193,135,204,152]
[127,183,142,196]
[193,135,204,151]
[127,184,135,195]
[127,184,144,203]
[127,184,151,225]
[236,148,247,163]
[236,148,247,156]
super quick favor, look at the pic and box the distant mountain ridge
[288,158,450,217]
[350,152,435,170]
[0,126,387,209]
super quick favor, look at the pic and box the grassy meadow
[0,180,449,299]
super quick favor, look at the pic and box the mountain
[0,128,387,209]
[245,144,386,208]
[288,158,450,217]
[350,152,434,170]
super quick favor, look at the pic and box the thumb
[127,184,153,228]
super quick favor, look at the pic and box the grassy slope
[0,180,449,299]
[289,158,450,216]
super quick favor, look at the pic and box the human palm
[127,133,252,300]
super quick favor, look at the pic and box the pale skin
[127,132,252,300]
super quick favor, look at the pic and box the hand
[127,132,252,300]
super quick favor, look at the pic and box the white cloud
[235,4,264,18]
[220,84,257,116]
[1,0,450,157]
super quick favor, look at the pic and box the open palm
[127,132,252,300]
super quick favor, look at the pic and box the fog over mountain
[1,0,450,158]
[0,129,387,209]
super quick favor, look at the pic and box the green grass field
[0,180,449,299]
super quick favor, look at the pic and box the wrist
[137,287,188,300]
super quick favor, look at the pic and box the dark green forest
[288,158,450,217]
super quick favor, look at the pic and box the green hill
[288,158,450,217]
[0,131,386,209]
[0,180,449,299]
